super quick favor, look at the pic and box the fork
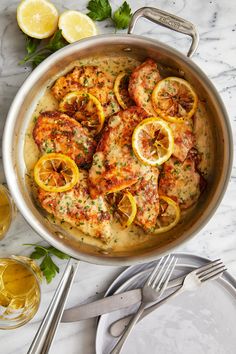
[110,254,178,354]
[109,258,227,338]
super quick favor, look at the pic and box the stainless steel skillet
[2,7,233,266]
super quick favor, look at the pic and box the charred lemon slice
[153,196,180,234]
[59,91,105,135]
[118,191,137,227]
[132,117,174,166]
[114,72,134,110]
[34,153,79,192]
[152,77,198,122]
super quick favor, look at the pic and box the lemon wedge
[114,72,134,110]
[34,153,79,193]
[118,191,137,227]
[152,77,198,123]
[17,0,59,39]
[132,117,174,166]
[153,196,180,234]
[58,10,98,43]
[59,91,105,135]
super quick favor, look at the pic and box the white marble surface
[0,0,235,353]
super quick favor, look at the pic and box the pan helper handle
[128,7,199,57]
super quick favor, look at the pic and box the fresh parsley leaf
[46,29,67,51]
[87,0,112,21]
[47,246,70,260]
[30,246,47,259]
[31,53,50,68]
[40,254,59,284]
[20,30,68,69]
[24,243,70,283]
[25,36,41,55]
[112,1,132,29]
[19,38,44,65]
[19,48,49,67]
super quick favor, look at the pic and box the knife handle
[109,286,182,337]
[27,258,79,354]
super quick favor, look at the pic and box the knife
[61,274,184,322]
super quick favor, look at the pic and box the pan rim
[2,34,233,265]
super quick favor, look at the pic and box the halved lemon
[58,10,97,43]
[34,153,79,193]
[59,91,105,135]
[132,117,174,166]
[17,0,59,39]
[118,191,137,227]
[114,72,134,110]
[152,77,198,123]
[153,196,180,234]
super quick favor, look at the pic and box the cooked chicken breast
[89,107,150,198]
[170,120,194,162]
[193,102,213,177]
[89,106,160,230]
[158,154,203,209]
[128,58,161,116]
[33,111,97,167]
[51,65,120,117]
[37,170,112,242]
[127,165,159,231]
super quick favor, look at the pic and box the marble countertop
[0,0,235,353]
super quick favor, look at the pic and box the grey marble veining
[0,0,236,353]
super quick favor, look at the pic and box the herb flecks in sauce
[24,56,214,252]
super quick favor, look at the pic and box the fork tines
[197,259,227,282]
[148,255,178,294]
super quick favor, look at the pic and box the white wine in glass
[0,257,41,329]
[0,185,16,240]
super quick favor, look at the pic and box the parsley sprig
[87,0,112,21]
[87,0,132,30]
[113,2,132,29]
[20,30,68,68]
[19,2,132,68]
[25,244,70,283]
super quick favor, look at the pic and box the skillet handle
[128,7,199,57]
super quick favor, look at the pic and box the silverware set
[109,257,226,338]
[28,255,226,354]
[110,255,178,353]
[110,257,226,353]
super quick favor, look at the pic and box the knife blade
[61,274,184,322]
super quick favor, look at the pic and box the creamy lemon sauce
[193,102,214,178]
[24,55,214,252]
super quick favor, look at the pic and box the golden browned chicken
[88,107,150,198]
[127,164,159,231]
[89,106,160,231]
[33,111,97,167]
[128,59,194,162]
[158,154,203,209]
[170,120,194,162]
[51,65,120,117]
[37,170,112,242]
[128,58,161,116]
